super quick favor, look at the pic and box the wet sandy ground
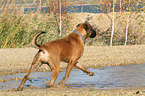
[0,45,145,95]
[0,87,145,96]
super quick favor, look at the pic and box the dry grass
[0,12,144,48]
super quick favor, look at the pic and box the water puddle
[0,63,145,90]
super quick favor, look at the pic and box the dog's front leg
[65,60,77,79]
[57,60,77,85]
[74,62,95,76]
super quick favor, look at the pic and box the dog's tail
[32,32,46,49]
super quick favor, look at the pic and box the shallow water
[0,63,145,90]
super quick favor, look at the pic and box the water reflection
[0,63,145,90]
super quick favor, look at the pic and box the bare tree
[124,0,131,45]
[110,0,116,46]
[40,0,42,11]
[120,0,121,13]
[81,0,83,12]
[59,0,62,36]
[125,15,129,45]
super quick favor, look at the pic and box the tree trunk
[110,0,115,46]
[120,0,121,13]
[40,0,42,12]
[125,14,130,45]
[59,0,62,36]
[81,0,83,12]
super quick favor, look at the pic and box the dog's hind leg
[74,62,94,76]
[17,56,42,91]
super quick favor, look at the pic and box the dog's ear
[84,23,90,35]
[84,21,88,23]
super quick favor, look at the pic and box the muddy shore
[0,45,145,95]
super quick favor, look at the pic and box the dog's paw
[46,84,53,88]
[57,81,65,86]
[56,79,66,86]
[17,87,23,91]
[88,72,95,76]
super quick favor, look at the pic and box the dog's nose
[90,30,96,38]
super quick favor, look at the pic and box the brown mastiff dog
[17,22,96,91]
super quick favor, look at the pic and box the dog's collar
[73,30,85,44]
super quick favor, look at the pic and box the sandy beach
[0,45,145,95]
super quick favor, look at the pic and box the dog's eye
[76,24,80,27]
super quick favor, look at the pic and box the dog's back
[36,32,84,63]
